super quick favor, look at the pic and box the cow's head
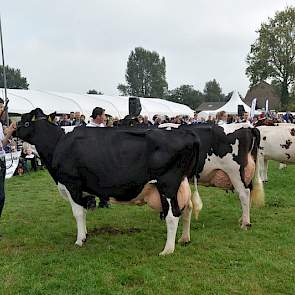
[16,108,55,142]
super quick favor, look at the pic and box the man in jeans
[86,107,110,208]
[0,98,17,231]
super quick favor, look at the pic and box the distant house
[196,102,225,112]
[244,81,281,110]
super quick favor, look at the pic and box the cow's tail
[190,176,203,220]
[250,128,265,207]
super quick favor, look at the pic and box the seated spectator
[23,147,37,172]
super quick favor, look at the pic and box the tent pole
[0,15,9,126]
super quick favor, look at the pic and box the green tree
[166,85,204,110]
[117,47,168,98]
[246,6,295,107]
[0,65,29,89]
[117,84,130,96]
[203,79,225,102]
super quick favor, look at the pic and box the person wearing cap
[86,107,110,208]
[87,107,106,127]
[0,98,17,225]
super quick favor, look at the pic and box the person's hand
[8,122,17,134]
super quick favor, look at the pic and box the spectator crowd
[10,108,295,177]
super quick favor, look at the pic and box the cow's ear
[35,108,46,119]
[29,109,37,121]
[48,112,56,123]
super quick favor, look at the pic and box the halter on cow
[16,108,200,255]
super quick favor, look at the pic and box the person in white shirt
[87,107,106,127]
[86,107,110,208]
[0,98,17,222]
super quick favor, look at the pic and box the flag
[265,98,269,114]
[250,98,256,119]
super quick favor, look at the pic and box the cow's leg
[159,199,180,256]
[258,154,265,182]
[178,202,192,245]
[64,187,87,246]
[191,176,203,220]
[69,198,87,246]
[83,208,87,238]
[263,159,269,182]
[230,176,251,229]
[58,183,87,244]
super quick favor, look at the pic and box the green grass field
[1,162,295,295]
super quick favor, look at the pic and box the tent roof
[201,91,251,115]
[1,88,194,119]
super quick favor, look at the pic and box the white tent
[0,88,194,120]
[200,90,251,118]
[214,91,251,114]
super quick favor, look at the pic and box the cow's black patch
[280,140,292,149]
[259,146,264,150]
[291,129,295,136]
[286,153,291,160]
[263,136,266,140]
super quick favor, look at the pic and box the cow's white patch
[148,179,157,184]
[199,139,240,184]
[158,123,180,130]
[61,126,76,133]
[231,139,239,158]
[159,199,179,256]
[222,122,252,135]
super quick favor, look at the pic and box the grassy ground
[1,162,295,295]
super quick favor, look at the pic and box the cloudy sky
[2,0,294,97]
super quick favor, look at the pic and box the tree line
[1,6,294,110]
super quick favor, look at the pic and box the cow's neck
[31,121,64,182]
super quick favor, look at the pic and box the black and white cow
[257,124,295,182]
[16,108,200,255]
[160,122,265,229]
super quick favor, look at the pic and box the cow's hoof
[178,237,190,245]
[159,248,175,256]
[240,223,251,230]
[75,240,84,247]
